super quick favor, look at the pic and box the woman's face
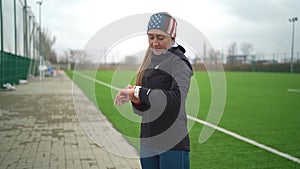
[148,29,173,55]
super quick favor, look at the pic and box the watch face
[134,87,141,98]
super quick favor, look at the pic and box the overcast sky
[27,0,300,61]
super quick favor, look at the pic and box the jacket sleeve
[162,57,193,119]
[132,87,152,116]
[132,56,192,117]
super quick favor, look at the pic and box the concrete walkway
[0,72,141,169]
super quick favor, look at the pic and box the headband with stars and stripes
[147,13,177,39]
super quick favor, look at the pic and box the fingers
[114,94,121,106]
[115,98,127,107]
[126,84,133,89]
[114,97,117,106]
[114,96,123,107]
[114,92,123,107]
[114,91,121,106]
[114,89,130,107]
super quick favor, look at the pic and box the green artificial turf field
[66,70,300,168]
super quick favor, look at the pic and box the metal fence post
[0,0,3,88]
[0,0,2,52]
[13,0,18,83]
[14,0,17,55]
[23,0,28,58]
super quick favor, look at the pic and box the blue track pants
[140,146,190,169]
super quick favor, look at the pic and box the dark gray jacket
[132,45,193,151]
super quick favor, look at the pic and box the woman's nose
[153,39,159,46]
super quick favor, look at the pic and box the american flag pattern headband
[147,13,177,39]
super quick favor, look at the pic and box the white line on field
[74,72,300,164]
[74,72,121,91]
[288,89,300,93]
[187,116,300,163]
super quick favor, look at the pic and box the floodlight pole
[37,0,43,80]
[289,17,298,73]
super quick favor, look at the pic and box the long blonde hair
[136,12,176,85]
[135,47,152,86]
[136,37,175,85]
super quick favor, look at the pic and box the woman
[114,12,193,169]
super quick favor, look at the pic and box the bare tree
[227,42,237,64]
[66,49,92,65]
[66,49,96,69]
[40,29,57,63]
[201,42,208,62]
[255,51,264,62]
[208,49,221,64]
[228,42,237,57]
[123,55,138,65]
[240,42,253,63]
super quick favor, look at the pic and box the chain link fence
[1,0,40,89]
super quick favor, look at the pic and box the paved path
[0,72,141,169]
